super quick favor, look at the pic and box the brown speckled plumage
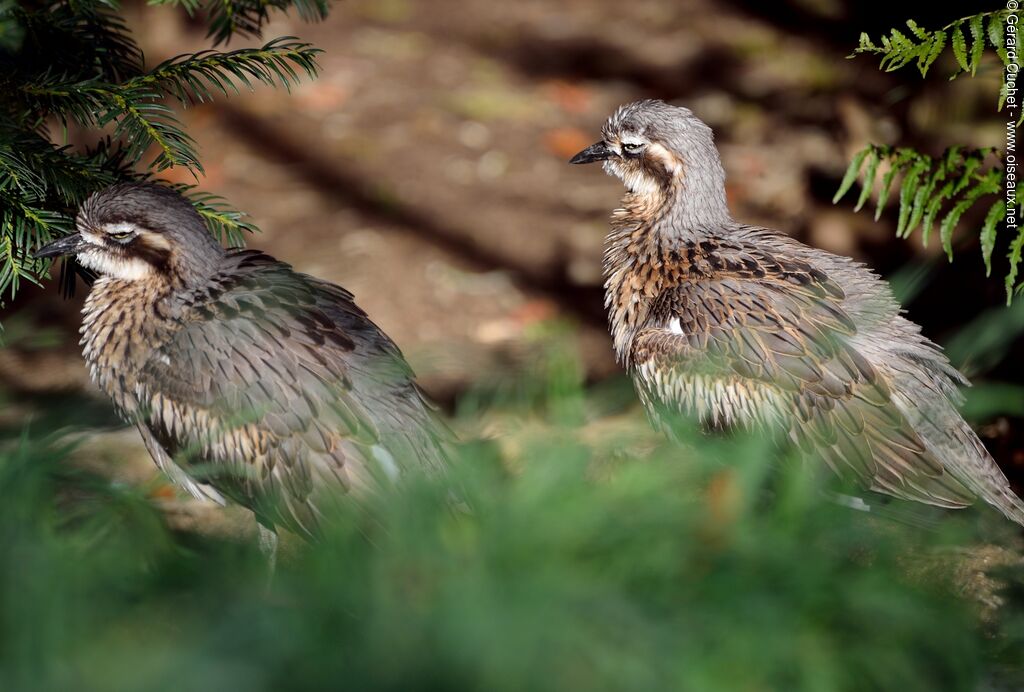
[41,184,450,538]
[573,100,1024,524]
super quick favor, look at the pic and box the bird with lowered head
[34,183,452,554]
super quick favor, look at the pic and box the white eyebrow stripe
[104,222,139,235]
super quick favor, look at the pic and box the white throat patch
[605,159,661,197]
[76,246,154,281]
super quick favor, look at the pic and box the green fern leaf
[988,13,1009,65]
[854,149,880,211]
[882,29,913,71]
[921,180,954,246]
[833,147,869,203]
[908,161,945,238]
[875,148,912,220]
[897,158,928,238]
[981,199,1005,276]
[855,31,874,54]
[968,14,985,75]
[952,153,984,196]
[906,19,928,40]
[1007,226,1024,303]
[951,23,969,73]
[919,30,946,77]
[940,180,997,261]
[938,203,966,261]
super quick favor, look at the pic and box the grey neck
[168,225,226,290]
[658,155,732,240]
[614,176,732,254]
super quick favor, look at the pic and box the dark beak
[569,141,614,165]
[33,233,82,259]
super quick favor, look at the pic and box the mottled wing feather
[136,251,448,535]
[632,256,976,509]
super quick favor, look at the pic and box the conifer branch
[0,0,328,306]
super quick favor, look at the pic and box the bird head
[34,183,224,285]
[570,100,730,225]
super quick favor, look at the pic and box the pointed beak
[33,233,83,259]
[569,141,615,165]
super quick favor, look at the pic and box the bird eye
[102,224,138,242]
[621,141,646,156]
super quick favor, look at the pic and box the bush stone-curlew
[571,99,1024,525]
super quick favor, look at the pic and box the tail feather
[980,483,1024,527]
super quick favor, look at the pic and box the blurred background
[4,2,1024,690]
[3,0,1020,484]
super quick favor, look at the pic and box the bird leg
[257,523,279,579]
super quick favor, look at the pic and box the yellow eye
[103,222,138,242]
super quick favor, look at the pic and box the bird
[33,183,452,551]
[570,99,1024,526]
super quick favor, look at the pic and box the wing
[631,248,976,509]
[135,251,449,535]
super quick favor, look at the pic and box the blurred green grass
[2,345,1023,691]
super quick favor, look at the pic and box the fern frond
[854,11,1012,102]
[1008,227,1024,302]
[981,199,1005,276]
[835,145,1014,299]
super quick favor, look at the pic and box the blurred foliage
[962,381,1024,420]
[944,297,1024,376]
[2,350,1024,692]
[837,10,1018,302]
[0,0,325,305]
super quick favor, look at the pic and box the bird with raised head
[570,99,1024,526]
[34,183,451,550]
